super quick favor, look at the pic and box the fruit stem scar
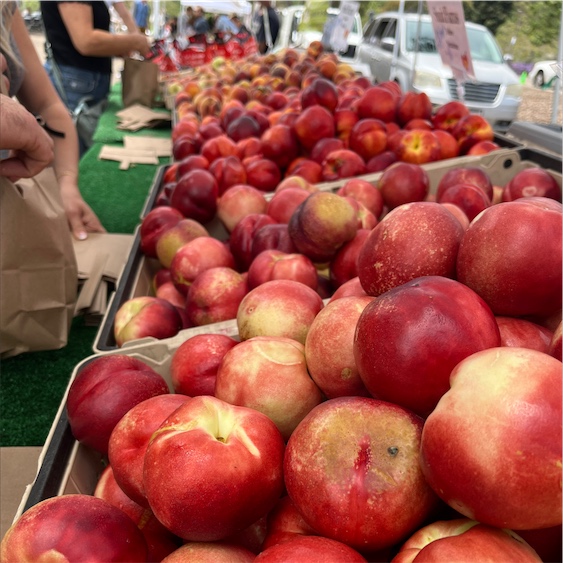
[388,446,399,456]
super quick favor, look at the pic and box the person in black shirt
[255,1,279,54]
[40,1,150,154]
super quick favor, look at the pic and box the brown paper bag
[121,57,160,109]
[0,168,78,358]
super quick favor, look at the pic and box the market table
[0,84,171,448]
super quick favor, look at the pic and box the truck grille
[447,79,500,104]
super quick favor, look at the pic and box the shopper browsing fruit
[40,0,150,155]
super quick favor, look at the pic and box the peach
[171,333,238,396]
[396,91,433,126]
[155,218,209,269]
[255,535,367,562]
[293,104,335,151]
[66,354,169,455]
[215,336,323,440]
[337,178,385,219]
[321,149,367,182]
[247,249,318,290]
[284,397,439,551]
[95,465,181,561]
[377,162,430,210]
[305,295,373,398]
[186,266,248,326]
[0,495,148,562]
[237,279,324,345]
[140,206,183,259]
[355,276,501,417]
[162,542,256,562]
[420,347,562,530]
[284,157,323,184]
[108,394,190,507]
[357,202,465,297]
[143,396,285,541]
[432,100,471,133]
[209,155,247,196]
[288,191,359,263]
[348,118,388,162]
[170,236,235,295]
[456,199,562,317]
[437,182,492,221]
[496,316,553,353]
[393,518,542,563]
[217,184,268,232]
[329,228,371,288]
[436,166,494,201]
[502,167,561,202]
[356,85,398,122]
[113,296,183,347]
[260,124,299,169]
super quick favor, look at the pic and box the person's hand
[132,33,151,57]
[60,180,106,240]
[0,95,54,180]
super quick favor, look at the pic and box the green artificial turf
[0,89,171,447]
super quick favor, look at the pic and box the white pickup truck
[271,5,373,80]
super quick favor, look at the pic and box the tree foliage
[520,1,562,47]
[463,1,514,35]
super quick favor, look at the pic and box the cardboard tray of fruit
[13,338,191,523]
[142,132,522,221]
[91,146,562,355]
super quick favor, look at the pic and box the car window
[363,19,377,41]
[382,19,397,41]
[369,18,395,46]
[405,21,436,52]
[466,27,503,63]
[405,20,504,63]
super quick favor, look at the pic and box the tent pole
[551,6,563,124]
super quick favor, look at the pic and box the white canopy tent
[179,0,253,15]
[151,0,253,37]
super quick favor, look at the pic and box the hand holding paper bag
[0,95,54,181]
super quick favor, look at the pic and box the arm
[11,8,105,239]
[58,2,150,58]
[112,1,139,34]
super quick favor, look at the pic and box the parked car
[23,10,43,33]
[357,12,523,131]
[528,60,559,88]
[272,5,372,79]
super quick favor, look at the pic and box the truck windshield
[405,20,504,64]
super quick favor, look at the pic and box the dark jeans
[44,61,110,156]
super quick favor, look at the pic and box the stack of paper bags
[98,104,173,169]
[99,133,172,170]
[73,233,134,325]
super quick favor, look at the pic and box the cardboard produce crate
[142,134,522,221]
[93,147,562,354]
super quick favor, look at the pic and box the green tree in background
[521,0,561,47]
[463,1,514,35]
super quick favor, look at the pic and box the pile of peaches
[166,41,500,199]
